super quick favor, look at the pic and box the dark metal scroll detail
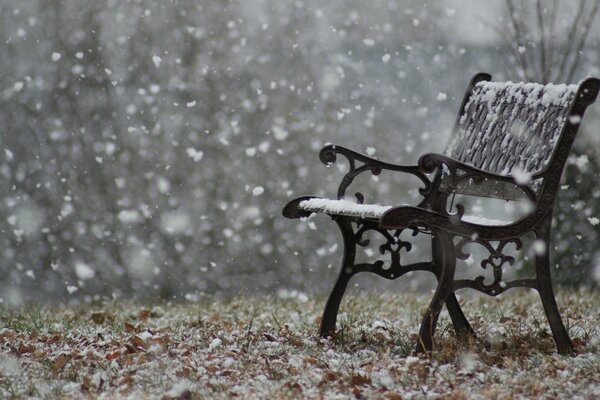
[319,144,432,201]
[349,221,432,280]
[454,238,522,296]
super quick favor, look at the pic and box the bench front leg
[320,218,357,338]
[416,230,456,354]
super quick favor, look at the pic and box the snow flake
[366,147,376,156]
[587,217,599,226]
[186,148,204,162]
[186,100,196,108]
[511,168,531,185]
[118,210,142,224]
[75,262,95,280]
[532,240,547,256]
[382,54,391,63]
[363,38,375,46]
[152,55,162,67]
[51,52,62,62]
[252,186,264,196]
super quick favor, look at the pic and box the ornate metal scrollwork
[455,237,522,295]
[350,222,432,280]
[319,144,432,201]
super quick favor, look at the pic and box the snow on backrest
[445,80,579,176]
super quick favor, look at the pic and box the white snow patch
[436,92,447,101]
[208,338,222,351]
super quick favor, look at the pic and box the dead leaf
[322,370,338,382]
[124,322,138,333]
[131,335,147,349]
[302,355,318,365]
[137,309,151,320]
[106,350,121,361]
[81,376,92,393]
[52,353,71,374]
[350,374,371,386]
[18,343,35,354]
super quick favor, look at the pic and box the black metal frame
[282,73,600,355]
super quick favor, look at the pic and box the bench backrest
[443,73,599,200]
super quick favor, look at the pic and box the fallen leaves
[52,353,71,374]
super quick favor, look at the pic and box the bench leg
[319,218,356,339]
[432,235,475,338]
[535,217,573,355]
[416,230,456,354]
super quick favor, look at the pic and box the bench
[282,73,600,355]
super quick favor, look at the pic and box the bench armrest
[320,144,432,200]
[418,153,537,202]
[379,205,540,241]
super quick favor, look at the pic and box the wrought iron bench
[282,73,600,355]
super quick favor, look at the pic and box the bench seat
[298,197,512,226]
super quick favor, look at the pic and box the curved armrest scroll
[320,144,432,200]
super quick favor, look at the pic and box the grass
[0,289,599,399]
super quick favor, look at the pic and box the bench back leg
[319,218,356,339]
[416,230,457,353]
[535,214,574,355]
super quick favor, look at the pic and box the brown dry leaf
[288,367,299,375]
[81,376,92,393]
[499,316,511,323]
[137,309,151,320]
[176,367,192,378]
[210,312,221,321]
[384,392,404,400]
[350,374,371,386]
[52,353,71,374]
[118,375,134,387]
[302,355,318,365]
[47,334,61,344]
[18,343,35,354]
[322,370,338,382]
[124,322,138,333]
[131,335,147,349]
[106,350,121,361]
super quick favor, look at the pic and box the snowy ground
[1,290,599,399]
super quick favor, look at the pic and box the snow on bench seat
[298,198,511,226]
